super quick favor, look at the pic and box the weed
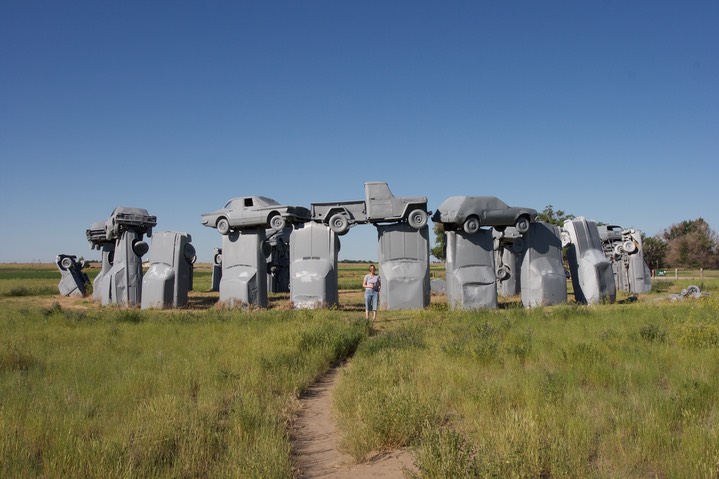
[0,343,43,373]
[114,309,143,323]
[639,323,668,342]
[411,425,480,478]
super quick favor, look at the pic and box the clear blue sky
[1,1,717,263]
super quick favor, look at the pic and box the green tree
[536,204,575,226]
[642,235,668,271]
[431,223,445,261]
[661,218,719,268]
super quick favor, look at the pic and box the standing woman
[363,264,381,321]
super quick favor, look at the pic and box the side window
[244,198,253,208]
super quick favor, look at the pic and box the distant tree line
[431,205,719,270]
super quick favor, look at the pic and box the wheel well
[326,208,348,223]
[404,204,425,216]
[268,211,283,224]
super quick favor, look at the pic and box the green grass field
[1,263,718,478]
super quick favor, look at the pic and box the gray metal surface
[55,254,89,297]
[104,207,156,240]
[211,248,222,292]
[377,223,430,310]
[201,196,310,234]
[141,232,195,309]
[99,229,149,306]
[86,220,115,301]
[432,196,537,234]
[493,227,525,297]
[564,217,616,304]
[289,222,339,309]
[311,182,428,234]
[219,228,268,307]
[627,229,652,293]
[598,225,652,294]
[520,222,567,307]
[445,229,497,309]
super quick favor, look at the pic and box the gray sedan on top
[201,196,311,234]
[432,196,537,235]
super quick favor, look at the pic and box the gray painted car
[201,196,311,234]
[105,207,157,240]
[432,196,537,234]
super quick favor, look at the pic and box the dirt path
[292,366,418,479]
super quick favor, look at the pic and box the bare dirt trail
[292,366,417,479]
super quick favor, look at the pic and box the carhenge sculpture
[520,221,567,307]
[86,220,115,301]
[97,207,156,306]
[434,195,538,309]
[598,225,652,294]
[563,217,616,304]
[202,195,309,307]
[203,182,431,310]
[377,222,431,310]
[55,254,90,297]
[311,181,431,310]
[289,221,340,309]
[494,227,525,297]
[141,231,196,309]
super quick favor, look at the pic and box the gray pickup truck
[311,182,429,235]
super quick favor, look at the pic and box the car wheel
[329,213,349,235]
[132,240,149,257]
[463,216,480,235]
[214,253,222,266]
[515,216,531,234]
[494,225,507,232]
[686,285,700,295]
[270,214,286,231]
[623,240,637,254]
[262,241,272,257]
[496,266,511,281]
[407,209,428,229]
[184,244,196,262]
[217,217,231,235]
[60,257,73,270]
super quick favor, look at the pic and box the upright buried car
[432,196,537,234]
[201,196,311,234]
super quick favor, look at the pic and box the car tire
[132,240,149,257]
[270,214,286,231]
[329,213,349,235]
[407,209,428,229]
[515,216,531,234]
[262,241,272,257]
[623,240,637,254]
[496,266,511,281]
[463,216,480,235]
[217,218,231,235]
[184,244,196,262]
[214,253,222,266]
[60,257,73,270]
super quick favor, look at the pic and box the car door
[240,197,262,226]
[366,182,393,220]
